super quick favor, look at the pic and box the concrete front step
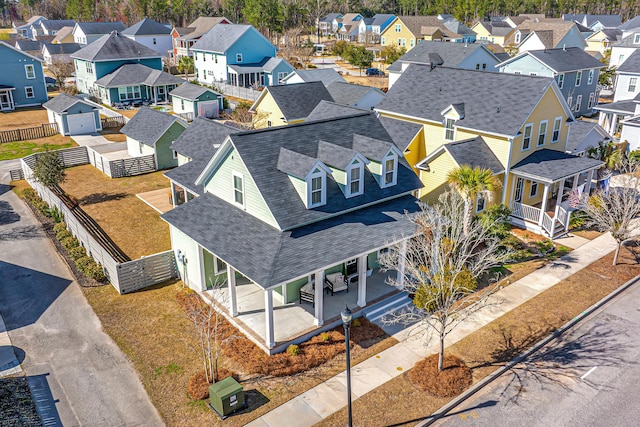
[363,291,412,322]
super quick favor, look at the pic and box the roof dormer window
[634,34,640,44]
[381,152,397,188]
[346,160,364,197]
[308,168,326,208]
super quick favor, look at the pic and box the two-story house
[585,28,622,56]
[38,20,77,38]
[318,13,342,36]
[51,26,75,44]
[336,13,364,41]
[0,42,48,111]
[171,16,231,64]
[386,40,503,88]
[13,16,46,39]
[508,20,587,53]
[609,31,640,68]
[73,22,126,45]
[471,21,515,46]
[358,14,395,43]
[122,18,172,55]
[498,47,603,117]
[376,64,603,239]
[161,112,423,353]
[380,16,469,50]
[41,42,82,65]
[191,24,293,88]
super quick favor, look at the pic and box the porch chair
[299,281,315,306]
[324,272,348,295]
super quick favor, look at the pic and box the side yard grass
[58,165,171,259]
[319,247,640,427]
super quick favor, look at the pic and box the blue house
[498,47,603,117]
[13,16,47,39]
[191,24,293,88]
[0,42,48,111]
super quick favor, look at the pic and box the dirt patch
[570,229,603,240]
[119,109,139,119]
[99,126,126,142]
[318,248,640,427]
[0,107,50,130]
[58,165,171,259]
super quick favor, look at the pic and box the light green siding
[169,225,205,291]
[155,121,185,170]
[331,168,346,185]
[204,147,279,228]
[177,154,191,166]
[288,175,306,205]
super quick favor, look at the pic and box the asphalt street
[0,165,163,426]
[434,278,640,427]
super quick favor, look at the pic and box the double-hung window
[395,24,401,32]
[575,71,582,86]
[537,121,547,146]
[575,95,582,112]
[522,124,533,150]
[552,117,562,143]
[476,195,486,213]
[236,53,243,62]
[24,86,34,98]
[444,118,455,141]
[530,181,538,197]
[381,153,397,187]
[588,69,594,85]
[629,77,637,92]
[557,73,564,89]
[346,161,364,197]
[309,173,324,207]
[24,64,35,79]
[588,92,595,109]
[232,172,245,207]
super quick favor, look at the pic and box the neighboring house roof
[514,21,581,48]
[493,52,511,62]
[0,40,43,62]
[121,107,185,146]
[281,68,347,86]
[341,13,362,23]
[176,17,231,41]
[387,40,498,72]
[94,63,184,87]
[14,16,45,29]
[306,100,369,122]
[499,47,603,72]
[253,81,334,121]
[122,18,171,36]
[326,81,383,107]
[616,49,640,73]
[169,82,221,100]
[320,13,342,23]
[42,93,95,113]
[565,120,610,153]
[394,15,458,39]
[619,16,640,31]
[51,26,74,42]
[75,22,126,35]
[442,20,474,36]
[71,31,161,61]
[378,116,423,151]
[576,14,622,29]
[41,20,76,32]
[511,149,603,183]
[42,42,81,55]
[191,24,259,53]
[15,40,44,51]
[376,64,559,138]
[371,14,395,27]
[593,99,636,114]
[438,136,504,173]
[612,31,640,47]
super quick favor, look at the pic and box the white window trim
[629,77,637,92]
[575,94,582,112]
[307,169,326,208]
[345,160,364,197]
[558,73,564,89]
[236,53,243,62]
[588,69,594,85]
[444,118,455,141]
[395,24,401,33]
[24,86,34,98]
[24,64,35,79]
[537,120,548,146]
[529,181,538,197]
[567,96,573,109]
[475,194,486,213]
[381,152,398,188]
[552,116,562,143]
[522,123,533,151]
[172,150,177,159]
[588,92,595,109]
[213,256,226,274]
[232,171,245,208]
[575,70,582,87]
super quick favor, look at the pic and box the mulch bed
[0,376,41,426]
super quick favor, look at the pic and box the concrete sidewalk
[247,232,619,427]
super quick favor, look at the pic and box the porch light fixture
[341,305,353,427]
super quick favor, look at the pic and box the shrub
[320,332,330,342]
[56,229,72,241]
[75,256,93,272]
[60,236,79,250]
[570,210,591,228]
[478,204,512,239]
[84,261,106,281]
[286,344,300,356]
[53,222,67,234]
[21,188,38,203]
[408,354,472,397]
[352,318,361,327]
[35,200,50,216]
[50,206,64,223]
[68,245,87,261]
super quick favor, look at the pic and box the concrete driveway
[0,178,163,425]
[72,133,113,147]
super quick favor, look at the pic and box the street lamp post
[341,305,353,427]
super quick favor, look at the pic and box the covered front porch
[595,100,636,136]
[227,65,265,88]
[507,149,603,239]
[0,85,15,111]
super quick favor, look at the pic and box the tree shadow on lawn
[79,192,128,206]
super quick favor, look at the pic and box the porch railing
[509,201,541,223]
[541,213,555,236]
[556,205,569,227]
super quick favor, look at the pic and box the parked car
[366,68,384,77]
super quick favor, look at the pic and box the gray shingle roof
[225,114,422,230]
[169,82,221,100]
[376,64,555,137]
[326,81,381,106]
[306,100,369,121]
[177,17,231,40]
[444,136,504,173]
[42,42,81,55]
[593,100,636,114]
[261,81,334,121]
[276,148,320,179]
[619,16,640,31]
[514,47,604,72]
[316,140,361,170]
[378,116,423,151]
[76,21,125,35]
[387,40,496,72]
[352,134,396,159]
[371,14,395,27]
[511,149,603,183]
[565,120,610,152]
[191,24,255,53]
[121,18,170,36]
[120,107,186,146]
[170,117,238,159]
[612,31,640,47]
[71,31,161,61]
[42,93,95,114]
[94,63,184,87]
[283,68,347,86]
[161,192,419,288]
[320,13,342,23]
[41,20,76,31]
[617,49,640,73]
[15,40,44,51]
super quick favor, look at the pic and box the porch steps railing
[510,201,541,223]
[363,291,411,322]
[512,201,571,240]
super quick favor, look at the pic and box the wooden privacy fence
[100,116,126,128]
[20,150,177,294]
[0,123,58,143]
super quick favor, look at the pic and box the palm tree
[587,140,623,192]
[447,165,501,236]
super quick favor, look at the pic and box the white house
[609,32,640,68]
[73,22,126,45]
[122,18,172,56]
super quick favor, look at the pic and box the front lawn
[0,137,76,161]
[58,165,171,259]
[0,107,50,130]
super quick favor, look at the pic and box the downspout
[501,137,514,205]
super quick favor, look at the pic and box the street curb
[416,273,640,427]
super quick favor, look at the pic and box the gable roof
[515,20,582,48]
[501,47,603,72]
[619,16,640,31]
[376,64,558,138]
[393,15,458,39]
[444,136,504,173]
[121,107,185,146]
[0,41,43,62]
[51,26,74,43]
[320,13,342,23]
[378,116,423,151]
[94,63,184,87]
[511,149,603,183]
[281,68,347,86]
[255,81,334,121]
[326,81,383,106]
[191,24,263,53]
[15,39,45,51]
[370,14,395,27]
[169,82,221,100]
[176,17,231,40]
[41,20,76,31]
[42,42,81,55]
[587,28,622,41]
[71,31,161,61]
[387,40,498,72]
[617,49,640,73]
[305,100,369,121]
[565,120,610,153]
[613,31,640,47]
[122,18,171,36]
[75,22,125,35]
[42,93,95,114]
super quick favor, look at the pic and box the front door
[157,86,165,101]
[514,177,524,203]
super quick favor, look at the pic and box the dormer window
[346,160,364,197]
[307,168,326,207]
[381,152,397,187]
[634,34,640,44]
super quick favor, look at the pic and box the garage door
[67,112,97,135]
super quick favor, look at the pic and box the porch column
[538,183,550,226]
[397,240,407,288]
[357,255,367,307]
[598,112,605,127]
[227,264,238,317]
[195,246,205,291]
[170,182,177,207]
[610,113,618,135]
[314,270,324,326]
[585,169,595,196]
[264,289,275,349]
[556,178,566,207]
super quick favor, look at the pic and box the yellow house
[471,21,515,46]
[51,26,75,44]
[421,27,444,41]
[381,16,457,50]
[375,64,603,239]
[249,81,334,128]
[586,29,621,56]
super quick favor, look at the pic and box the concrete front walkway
[247,232,621,427]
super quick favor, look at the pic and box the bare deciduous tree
[48,60,75,88]
[379,191,512,371]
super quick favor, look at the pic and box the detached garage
[43,93,102,136]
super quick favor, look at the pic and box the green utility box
[208,377,245,419]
